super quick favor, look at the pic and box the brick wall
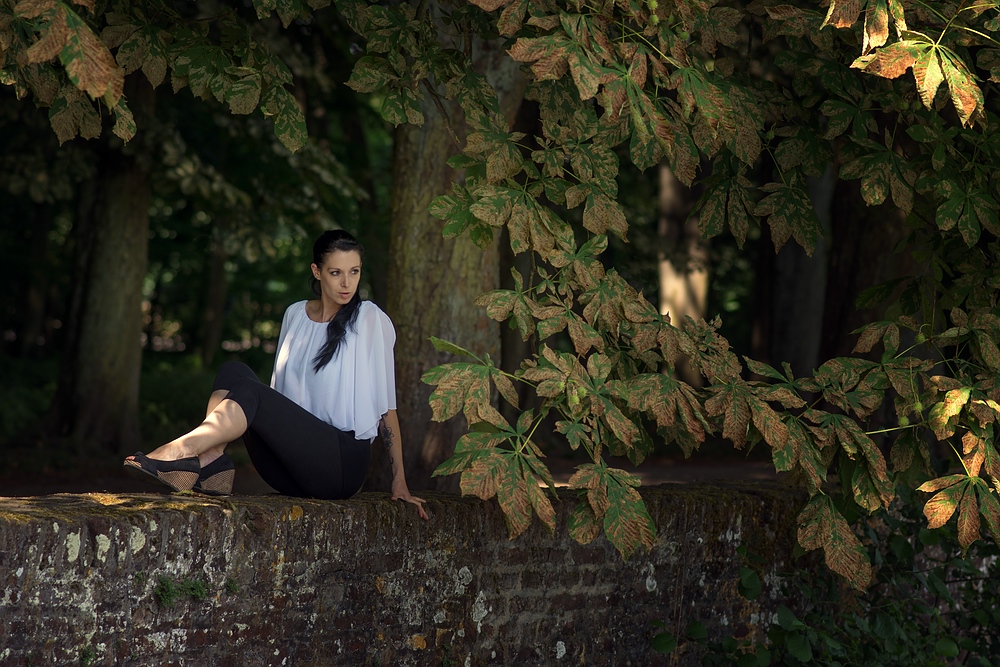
[0,482,802,666]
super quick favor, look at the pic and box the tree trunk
[657,163,706,386]
[820,179,911,361]
[46,77,154,456]
[767,165,834,376]
[367,23,525,493]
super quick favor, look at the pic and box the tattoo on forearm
[379,417,397,477]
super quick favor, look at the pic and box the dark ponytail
[310,229,364,372]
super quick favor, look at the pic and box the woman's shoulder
[358,300,390,320]
[283,300,310,321]
[357,301,395,335]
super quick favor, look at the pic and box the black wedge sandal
[193,454,235,496]
[123,452,201,492]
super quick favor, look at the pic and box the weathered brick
[0,482,802,666]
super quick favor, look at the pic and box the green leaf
[429,336,479,359]
[839,137,915,212]
[693,164,755,248]
[345,55,396,94]
[380,85,423,126]
[737,566,762,600]
[556,420,593,452]
[752,181,823,255]
[935,638,960,658]
[226,68,262,115]
[110,97,135,142]
[776,606,801,631]
[651,632,677,654]
[261,85,306,152]
[774,126,830,177]
[787,634,813,663]
[433,431,504,477]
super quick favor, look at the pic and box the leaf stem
[866,424,918,436]
[948,441,972,477]
[953,25,1000,48]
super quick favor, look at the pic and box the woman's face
[312,249,362,308]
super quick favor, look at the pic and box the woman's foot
[123,452,201,492]
[125,441,191,463]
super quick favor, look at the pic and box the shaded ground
[0,443,778,497]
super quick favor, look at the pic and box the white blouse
[270,300,397,441]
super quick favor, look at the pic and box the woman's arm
[379,409,428,520]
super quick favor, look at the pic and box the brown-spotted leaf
[13,0,55,19]
[957,483,981,550]
[928,387,971,440]
[821,0,861,29]
[825,505,873,590]
[940,48,984,127]
[862,0,889,55]
[593,395,640,448]
[569,498,601,544]
[913,46,944,109]
[853,321,890,354]
[526,479,556,533]
[975,330,1000,371]
[891,429,931,476]
[917,474,967,494]
[852,40,920,79]
[582,192,628,240]
[568,462,601,490]
[48,84,101,143]
[705,380,752,448]
[962,431,985,477]
[977,484,1000,546]
[497,0,527,36]
[493,372,519,409]
[921,479,968,529]
[460,454,504,500]
[423,362,507,428]
[797,495,872,590]
[467,0,512,11]
[749,395,789,450]
[495,460,533,538]
[603,477,655,558]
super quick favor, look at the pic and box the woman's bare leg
[129,398,248,467]
[198,389,232,464]
[205,389,229,418]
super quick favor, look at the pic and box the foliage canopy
[6,0,1000,592]
[344,0,1000,591]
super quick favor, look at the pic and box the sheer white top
[270,300,397,442]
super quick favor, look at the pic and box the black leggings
[212,361,371,500]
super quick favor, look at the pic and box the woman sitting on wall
[124,229,427,519]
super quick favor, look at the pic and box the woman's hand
[391,480,429,520]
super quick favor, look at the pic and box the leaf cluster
[0,0,310,150]
[337,0,1000,589]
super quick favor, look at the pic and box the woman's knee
[213,361,259,392]
[221,377,263,423]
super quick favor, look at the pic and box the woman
[125,230,427,519]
